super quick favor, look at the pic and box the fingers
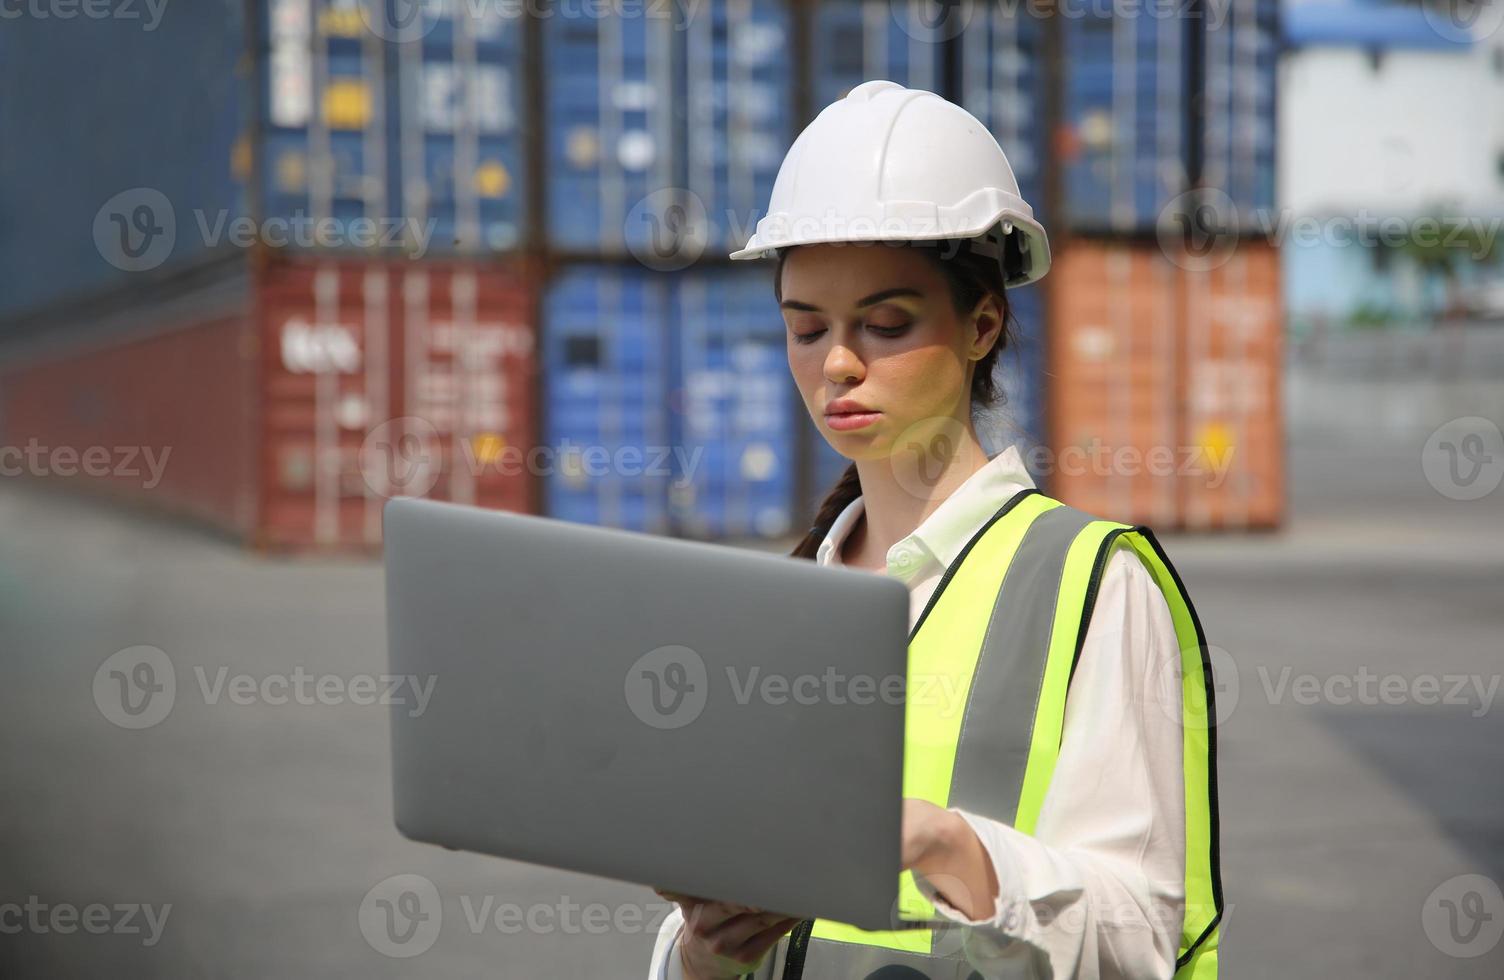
[688,908,798,960]
[721,915,803,964]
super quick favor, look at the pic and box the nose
[823,340,864,385]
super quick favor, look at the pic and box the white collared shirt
[650,444,1187,980]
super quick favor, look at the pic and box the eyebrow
[779,287,923,313]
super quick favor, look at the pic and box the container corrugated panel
[813,0,945,108]
[394,260,538,515]
[1201,0,1278,229]
[258,259,396,549]
[545,10,678,252]
[1179,242,1284,529]
[542,266,675,532]
[683,0,793,253]
[1059,9,1188,232]
[669,268,797,539]
[0,6,245,320]
[0,278,259,535]
[957,0,1048,226]
[1047,242,1184,527]
[259,1,392,234]
[0,255,539,551]
[395,2,525,253]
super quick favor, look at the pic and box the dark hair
[782,239,1017,562]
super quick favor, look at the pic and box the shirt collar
[815,442,1037,573]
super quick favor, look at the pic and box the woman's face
[779,242,1001,462]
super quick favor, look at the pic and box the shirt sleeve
[647,903,783,980]
[911,543,1187,980]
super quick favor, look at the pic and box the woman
[647,81,1222,980]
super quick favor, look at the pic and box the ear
[966,293,1006,361]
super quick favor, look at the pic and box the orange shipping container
[1045,239,1285,530]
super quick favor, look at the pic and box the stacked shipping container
[0,0,1287,547]
[1042,0,1286,529]
[540,0,800,539]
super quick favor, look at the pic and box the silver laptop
[383,496,912,931]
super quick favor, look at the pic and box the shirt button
[889,547,915,570]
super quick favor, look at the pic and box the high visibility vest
[778,488,1223,980]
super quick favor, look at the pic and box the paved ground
[2,335,1502,978]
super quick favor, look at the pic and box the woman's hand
[900,798,1000,921]
[653,888,801,980]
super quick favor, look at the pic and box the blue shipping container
[813,0,946,109]
[669,267,797,539]
[394,1,526,253]
[682,0,794,255]
[542,265,676,533]
[0,0,529,324]
[1201,0,1279,229]
[1060,8,1189,232]
[544,9,679,253]
[957,0,1050,228]
[0,3,245,319]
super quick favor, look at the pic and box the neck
[848,422,990,568]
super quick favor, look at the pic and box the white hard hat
[729,79,1051,287]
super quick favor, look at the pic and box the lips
[823,400,882,431]
[824,398,875,416]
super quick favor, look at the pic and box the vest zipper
[781,488,1040,980]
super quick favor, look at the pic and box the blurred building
[1280,0,1504,328]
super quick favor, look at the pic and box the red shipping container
[0,256,540,553]
[1045,238,1285,531]
[1047,242,1185,528]
[1179,242,1284,530]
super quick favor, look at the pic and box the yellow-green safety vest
[778,488,1223,980]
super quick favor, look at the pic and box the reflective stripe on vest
[779,489,1223,980]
